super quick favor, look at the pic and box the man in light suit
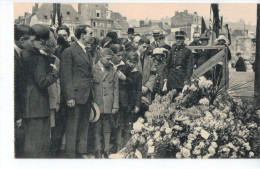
[60,25,94,158]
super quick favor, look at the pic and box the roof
[134,25,166,35]
[111,12,129,32]
[113,21,123,30]
[35,3,81,23]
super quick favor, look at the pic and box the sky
[13,3,257,25]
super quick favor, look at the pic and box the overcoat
[164,44,193,90]
[22,50,59,118]
[92,63,119,114]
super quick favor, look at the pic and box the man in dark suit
[163,31,193,93]
[60,25,94,158]
[14,25,36,157]
[150,30,161,51]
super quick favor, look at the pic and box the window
[96,10,101,18]
[44,15,48,20]
[100,30,104,37]
[107,23,111,28]
[75,17,79,21]
[67,11,70,15]
[93,21,96,27]
[96,22,100,27]
[100,22,104,28]
[106,11,111,19]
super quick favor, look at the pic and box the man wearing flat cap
[163,31,193,93]
[21,24,59,158]
[127,28,135,42]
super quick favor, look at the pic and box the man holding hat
[60,25,94,158]
[163,31,193,93]
[22,24,59,158]
[127,28,135,42]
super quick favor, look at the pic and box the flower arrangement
[109,76,260,159]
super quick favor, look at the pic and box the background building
[171,10,202,42]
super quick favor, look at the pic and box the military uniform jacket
[92,63,119,114]
[164,44,193,89]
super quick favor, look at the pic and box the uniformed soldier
[163,31,193,93]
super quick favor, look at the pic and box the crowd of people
[14,23,232,159]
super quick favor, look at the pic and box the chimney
[78,3,81,15]
[175,11,178,15]
[194,11,197,15]
[24,12,29,18]
[184,10,188,13]
[32,3,38,15]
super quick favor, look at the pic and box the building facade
[171,10,202,42]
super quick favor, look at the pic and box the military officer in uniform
[163,31,193,93]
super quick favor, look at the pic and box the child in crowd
[92,48,119,158]
[116,51,142,150]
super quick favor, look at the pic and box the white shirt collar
[137,50,141,57]
[131,67,138,72]
[14,44,22,58]
[98,61,105,72]
[77,41,86,53]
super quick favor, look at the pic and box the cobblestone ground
[229,65,255,102]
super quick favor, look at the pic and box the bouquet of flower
[109,76,260,159]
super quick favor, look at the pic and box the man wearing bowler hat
[163,31,193,93]
[127,28,135,42]
[150,30,161,50]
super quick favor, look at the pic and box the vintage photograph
[13,2,260,159]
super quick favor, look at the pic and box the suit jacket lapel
[94,64,103,79]
[14,49,23,68]
[102,67,111,80]
[75,43,91,66]
[137,53,142,73]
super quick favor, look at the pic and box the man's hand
[50,64,58,71]
[66,99,75,108]
[16,119,22,128]
[116,70,126,80]
[112,108,119,114]
[142,86,148,94]
[134,106,140,113]
[162,79,167,92]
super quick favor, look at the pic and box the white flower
[154,131,161,139]
[137,117,145,124]
[198,76,212,88]
[189,84,197,91]
[173,125,183,131]
[149,126,155,131]
[211,142,218,148]
[182,85,189,92]
[144,123,149,127]
[172,138,180,146]
[165,128,172,134]
[185,143,192,150]
[147,139,154,146]
[203,154,211,159]
[223,147,230,153]
[130,130,135,135]
[181,147,191,158]
[249,152,254,158]
[155,126,160,131]
[199,98,209,105]
[193,149,201,155]
[208,146,216,155]
[176,152,182,159]
[198,142,205,148]
[133,122,143,132]
[205,111,214,119]
[231,152,237,158]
